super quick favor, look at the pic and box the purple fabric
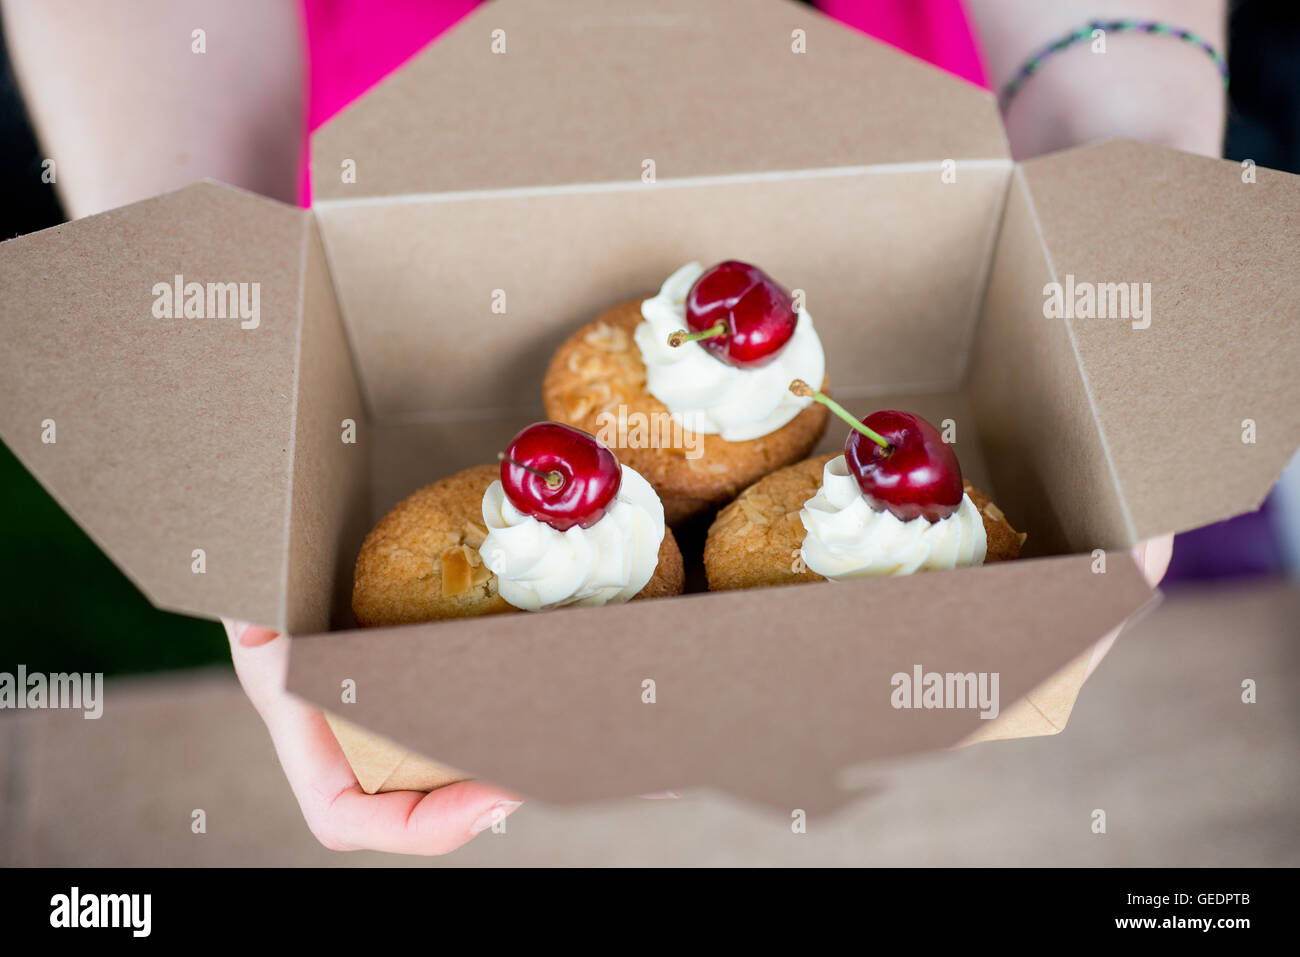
[1165,495,1286,583]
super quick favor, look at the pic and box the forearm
[966,0,1227,159]
[2,0,304,218]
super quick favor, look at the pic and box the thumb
[223,618,289,715]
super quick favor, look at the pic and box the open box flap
[287,553,1154,811]
[311,0,1007,202]
[0,183,314,630]
[1020,140,1300,541]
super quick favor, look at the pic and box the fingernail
[240,628,278,648]
[225,619,278,648]
[471,800,522,834]
[639,790,681,800]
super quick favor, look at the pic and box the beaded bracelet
[998,19,1229,112]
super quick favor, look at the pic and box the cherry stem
[498,452,564,490]
[667,322,727,348]
[788,379,892,451]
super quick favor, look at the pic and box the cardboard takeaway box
[1,0,1297,812]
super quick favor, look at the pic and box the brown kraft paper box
[1,0,1297,812]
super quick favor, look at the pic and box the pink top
[300,0,989,201]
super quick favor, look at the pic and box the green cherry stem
[498,452,564,490]
[667,322,727,348]
[788,379,892,452]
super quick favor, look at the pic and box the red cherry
[843,411,963,522]
[499,422,622,531]
[789,381,964,523]
[672,261,798,368]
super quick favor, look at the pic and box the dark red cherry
[843,411,964,523]
[499,422,622,531]
[788,381,964,523]
[676,261,798,368]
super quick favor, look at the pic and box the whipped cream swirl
[799,455,986,579]
[480,464,665,611]
[633,261,826,442]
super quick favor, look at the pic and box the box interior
[295,160,1142,635]
[313,168,1011,420]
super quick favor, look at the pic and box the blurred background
[0,0,1297,865]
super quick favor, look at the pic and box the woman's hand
[225,621,522,855]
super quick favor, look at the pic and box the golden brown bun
[704,453,1023,592]
[353,464,684,627]
[542,298,829,524]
